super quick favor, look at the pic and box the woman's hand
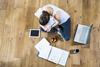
[40,24,51,32]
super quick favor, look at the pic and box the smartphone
[70,49,79,54]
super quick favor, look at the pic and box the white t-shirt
[34,4,70,31]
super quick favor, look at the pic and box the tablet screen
[29,29,40,37]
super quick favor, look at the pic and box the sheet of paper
[38,45,52,60]
[48,47,63,64]
[35,38,50,52]
[59,50,69,66]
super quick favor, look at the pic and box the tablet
[29,29,40,38]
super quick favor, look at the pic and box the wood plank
[0,0,100,67]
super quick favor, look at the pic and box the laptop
[74,24,92,44]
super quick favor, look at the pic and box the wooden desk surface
[0,0,100,67]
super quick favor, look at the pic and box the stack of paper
[35,38,69,66]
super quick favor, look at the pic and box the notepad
[35,38,69,66]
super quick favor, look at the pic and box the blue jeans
[59,18,71,41]
[40,18,71,41]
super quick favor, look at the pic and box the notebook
[35,38,69,66]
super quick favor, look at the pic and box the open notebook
[35,38,69,66]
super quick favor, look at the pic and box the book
[35,38,69,66]
[74,24,92,44]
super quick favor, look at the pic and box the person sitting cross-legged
[34,4,71,41]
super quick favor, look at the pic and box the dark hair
[39,11,50,26]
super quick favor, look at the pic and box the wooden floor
[0,0,100,67]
